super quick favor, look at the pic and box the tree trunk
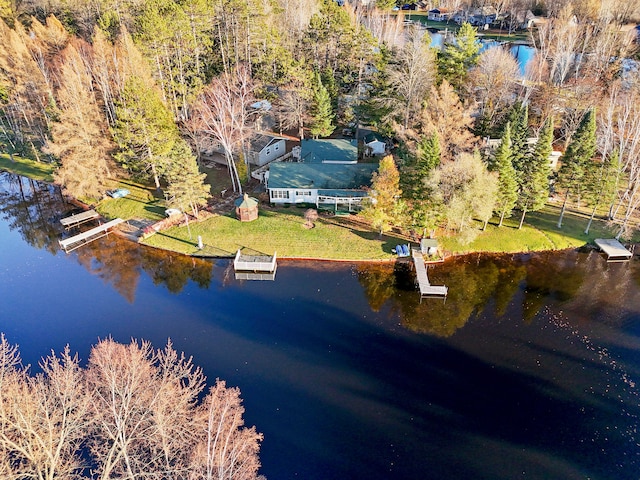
[499,209,505,227]
[557,187,571,228]
[584,203,598,235]
[518,206,527,229]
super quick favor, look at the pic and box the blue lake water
[1,172,639,479]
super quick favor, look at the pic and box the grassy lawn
[96,179,167,221]
[0,153,55,182]
[142,207,400,260]
[441,204,625,255]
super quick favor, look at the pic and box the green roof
[300,139,358,163]
[268,163,378,190]
[363,132,386,144]
[234,194,259,208]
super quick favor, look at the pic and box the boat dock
[59,218,124,253]
[233,250,277,280]
[411,248,448,300]
[594,238,633,262]
[60,209,100,229]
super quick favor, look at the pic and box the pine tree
[517,117,553,228]
[403,133,441,232]
[584,148,621,235]
[507,103,530,174]
[112,77,178,190]
[361,155,402,236]
[492,123,518,227]
[556,109,597,227]
[164,140,211,218]
[416,133,441,175]
[309,72,335,138]
[436,22,480,91]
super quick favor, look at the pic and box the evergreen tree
[517,117,553,228]
[436,22,480,91]
[164,140,211,218]
[492,123,518,227]
[112,77,178,189]
[309,72,335,138]
[403,133,441,233]
[507,103,530,174]
[416,133,441,175]
[362,155,402,236]
[584,148,621,235]
[556,109,597,227]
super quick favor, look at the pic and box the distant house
[468,6,497,26]
[363,132,387,156]
[248,134,286,167]
[267,163,378,211]
[427,8,451,21]
[298,139,358,163]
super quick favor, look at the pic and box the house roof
[300,139,358,163]
[268,163,378,190]
[250,134,280,153]
[363,132,386,145]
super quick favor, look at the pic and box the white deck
[233,249,277,273]
[594,238,633,261]
[59,218,124,252]
[60,209,100,228]
[412,248,448,298]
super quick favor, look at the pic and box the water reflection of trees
[0,172,65,254]
[357,252,592,337]
[77,235,212,302]
[0,173,212,301]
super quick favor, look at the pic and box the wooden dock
[233,250,277,279]
[60,209,100,229]
[59,218,124,253]
[594,238,633,262]
[411,248,448,299]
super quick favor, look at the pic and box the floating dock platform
[594,238,633,262]
[60,209,100,229]
[233,250,277,280]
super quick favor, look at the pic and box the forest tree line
[1,0,640,239]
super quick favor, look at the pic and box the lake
[1,172,639,479]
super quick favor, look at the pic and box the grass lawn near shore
[142,208,400,260]
[441,204,624,254]
[95,179,167,221]
[0,153,54,182]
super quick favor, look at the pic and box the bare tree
[190,380,263,480]
[385,27,436,131]
[191,64,256,194]
[468,46,521,134]
[0,337,90,480]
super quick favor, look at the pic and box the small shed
[420,238,439,256]
[235,194,259,222]
[363,132,387,156]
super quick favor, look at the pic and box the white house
[363,132,387,156]
[267,163,378,211]
[248,134,286,166]
[427,8,451,21]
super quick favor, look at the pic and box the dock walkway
[411,248,448,299]
[594,238,633,262]
[59,218,124,253]
[60,209,100,229]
